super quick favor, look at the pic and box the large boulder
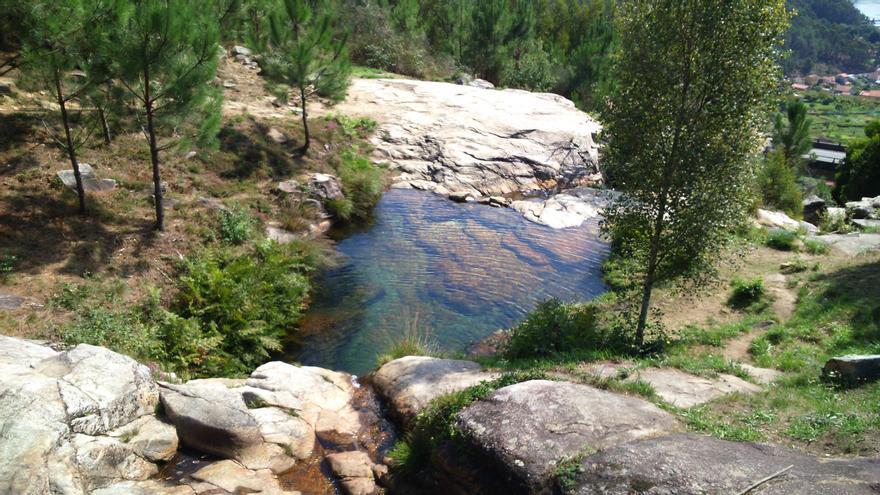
[322,78,601,203]
[845,195,880,220]
[454,380,679,493]
[0,336,164,494]
[243,361,361,445]
[572,433,880,494]
[159,381,270,467]
[802,195,827,225]
[188,460,300,495]
[307,173,344,201]
[373,357,498,422]
[511,187,613,229]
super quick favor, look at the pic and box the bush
[335,149,384,221]
[765,229,799,251]
[0,254,17,282]
[173,240,312,376]
[728,278,766,310]
[758,151,802,218]
[324,197,354,222]
[217,206,256,245]
[803,238,830,255]
[503,299,605,360]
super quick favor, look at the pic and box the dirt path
[723,273,796,362]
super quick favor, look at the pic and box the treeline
[784,0,880,75]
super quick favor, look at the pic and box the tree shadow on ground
[809,258,880,349]
[0,185,155,278]
[217,122,305,180]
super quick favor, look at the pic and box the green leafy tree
[112,0,222,231]
[773,98,812,170]
[253,0,352,155]
[759,150,803,216]
[602,0,789,346]
[834,121,880,202]
[16,0,118,214]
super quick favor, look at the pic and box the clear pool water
[289,189,609,375]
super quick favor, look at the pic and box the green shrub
[728,278,766,310]
[503,299,605,360]
[335,149,384,221]
[173,240,312,376]
[758,150,802,218]
[765,229,799,251]
[217,206,256,245]
[803,238,830,255]
[324,197,354,222]
[0,254,16,282]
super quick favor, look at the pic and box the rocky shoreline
[4,336,877,495]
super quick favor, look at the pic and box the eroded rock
[454,380,679,492]
[373,357,498,422]
[325,451,378,495]
[56,163,117,193]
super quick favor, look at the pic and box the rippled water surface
[291,189,609,375]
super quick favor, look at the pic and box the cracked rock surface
[0,335,167,494]
[325,78,602,204]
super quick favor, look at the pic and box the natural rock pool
[289,189,609,375]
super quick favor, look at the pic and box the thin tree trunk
[299,86,310,155]
[144,68,164,231]
[55,69,86,215]
[98,105,111,145]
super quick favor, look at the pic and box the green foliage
[759,150,803,218]
[783,0,880,75]
[834,121,880,202]
[803,238,830,255]
[503,299,604,360]
[217,206,256,245]
[253,0,351,153]
[765,229,800,251]
[334,149,385,221]
[172,240,312,376]
[728,278,767,310]
[0,254,16,282]
[602,0,789,345]
[111,0,222,229]
[773,98,812,170]
[500,40,557,92]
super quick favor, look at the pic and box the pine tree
[16,0,119,214]
[773,98,813,170]
[111,0,222,231]
[602,0,789,347]
[253,0,351,155]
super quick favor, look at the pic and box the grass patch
[727,278,767,311]
[765,229,799,251]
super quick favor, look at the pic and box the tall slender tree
[252,0,351,155]
[112,0,222,231]
[602,0,789,346]
[773,98,813,170]
[16,0,118,214]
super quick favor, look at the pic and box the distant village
[791,70,880,98]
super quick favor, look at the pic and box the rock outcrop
[0,336,167,494]
[373,357,498,422]
[454,380,679,493]
[56,163,117,193]
[323,78,603,227]
[510,187,614,229]
[572,433,880,495]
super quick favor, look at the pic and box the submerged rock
[373,357,498,423]
[572,433,880,494]
[454,380,679,493]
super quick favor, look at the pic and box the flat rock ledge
[324,78,603,228]
[579,362,763,408]
[573,433,880,495]
[372,356,498,423]
[454,380,680,493]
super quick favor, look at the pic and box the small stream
[288,189,609,375]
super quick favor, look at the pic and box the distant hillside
[785,0,880,75]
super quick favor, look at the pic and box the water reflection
[289,189,609,375]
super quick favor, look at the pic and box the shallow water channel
[289,189,609,375]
